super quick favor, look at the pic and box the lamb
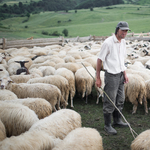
[5,98,52,119]
[131,129,150,150]
[55,68,76,108]
[0,119,6,142]
[0,89,18,100]
[0,76,62,112]
[0,130,61,150]
[15,60,29,75]
[124,73,148,114]
[29,109,82,140]
[0,101,39,137]
[52,127,104,150]
[75,66,95,103]
[27,75,69,108]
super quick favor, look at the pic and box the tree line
[0,0,125,20]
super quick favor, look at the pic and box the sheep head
[0,76,13,89]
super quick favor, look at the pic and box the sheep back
[52,127,104,150]
[0,101,39,137]
[29,109,82,140]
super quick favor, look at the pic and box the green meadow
[0,4,150,40]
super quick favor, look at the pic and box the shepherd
[96,21,131,135]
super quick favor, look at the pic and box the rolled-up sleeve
[98,42,109,62]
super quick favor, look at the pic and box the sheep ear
[8,79,14,83]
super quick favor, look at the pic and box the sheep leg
[132,100,138,114]
[96,91,101,104]
[70,97,74,108]
[56,99,61,111]
[85,92,88,104]
[143,97,148,114]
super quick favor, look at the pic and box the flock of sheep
[0,37,150,149]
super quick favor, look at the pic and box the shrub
[62,29,68,37]
[58,20,61,23]
[25,25,28,28]
[22,19,28,23]
[42,31,49,35]
[75,10,77,13]
[90,7,93,11]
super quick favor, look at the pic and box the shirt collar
[113,34,120,43]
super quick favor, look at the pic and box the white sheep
[82,56,97,70]
[0,89,18,100]
[145,79,150,101]
[0,76,62,112]
[0,69,9,78]
[126,69,150,81]
[29,68,43,77]
[131,129,150,150]
[125,73,148,114]
[27,75,69,108]
[5,98,52,119]
[29,109,82,140]
[75,66,95,103]
[10,73,41,83]
[8,56,32,69]
[55,68,76,108]
[29,60,56,70]
[52,127,104,150]
[0,130,61,150]
[55,62,82,74]
[38,66,56,76]
[0,119,6,142]
[0,53,7,66]
[0,101,39,137]
[63,55,76,63]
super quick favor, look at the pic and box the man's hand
[96,78,102,88]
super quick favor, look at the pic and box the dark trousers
[103,71,125,114]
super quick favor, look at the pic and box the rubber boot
[112,110,128,128]
[104,113,117,135]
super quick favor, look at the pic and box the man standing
[96,21,130,135]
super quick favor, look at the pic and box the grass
[0,4,150,40]
[69,88,150,150]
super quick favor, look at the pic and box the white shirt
[98,34,127,74]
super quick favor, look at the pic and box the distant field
[0,0,40,6]
[0,4,150,40]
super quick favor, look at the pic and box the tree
[26,12,30,18]
[62,29,68,37]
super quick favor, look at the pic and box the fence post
[2,38,6,50]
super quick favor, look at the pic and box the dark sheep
[15,60,29,75]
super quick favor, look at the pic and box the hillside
[0,4,150,40]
